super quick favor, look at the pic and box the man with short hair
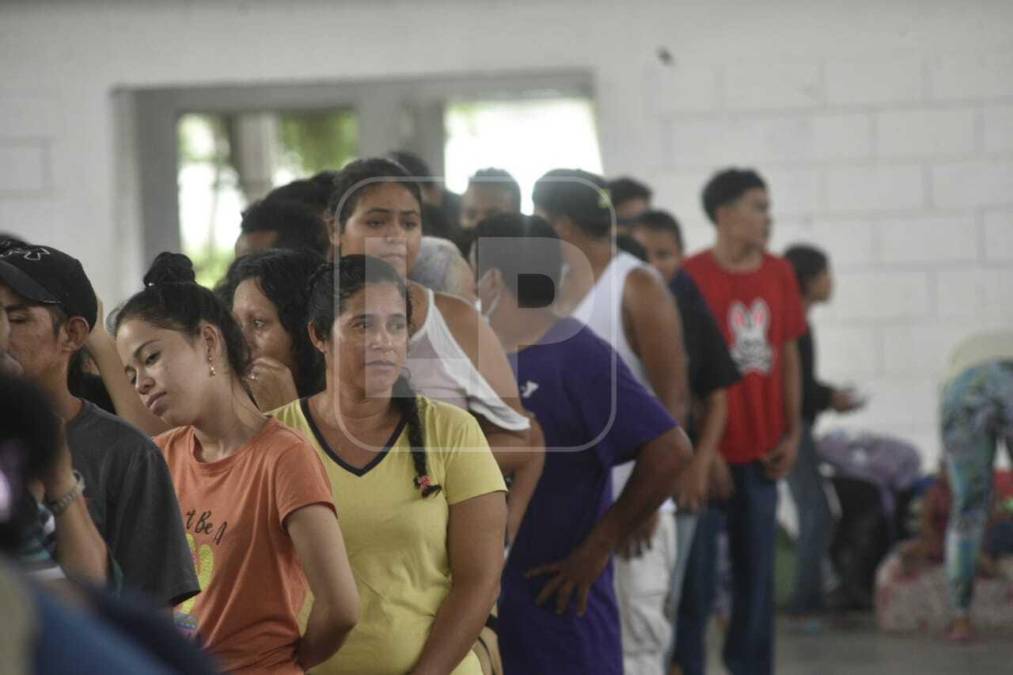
[606,176,653,229]
[534,169,690,675]
[459,167,522,232]
[472,213,691,675]
[675,168,805,675]
[234,198,330,258]
[0,242,199,608]
[387,150,462,226]
[629,209,742,672]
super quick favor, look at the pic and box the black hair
[467,168,522,211]
[784,244,830,295]
[616,233,648,262]
[240,198,329,256]
[631,209,685,252]
[386,151,431,178]
[472,213,561,309]
[0,374,62,551]
[701,168,767,224]
[114,253,251,382]
[532,168,612,239]
[264,172,337,215]
[217,249,327,398]
[606,177,653,207]
[327,158,424,232]
[306,254,440,498]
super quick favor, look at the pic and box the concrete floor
[701,617,1013,675]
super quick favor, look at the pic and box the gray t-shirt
[66,400,199,606]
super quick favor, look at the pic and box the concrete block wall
[1,0,1012,464]
[647,37,1013,463]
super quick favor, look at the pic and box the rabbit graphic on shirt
[728,299,773,375]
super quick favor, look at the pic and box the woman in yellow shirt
[273,254,507,675]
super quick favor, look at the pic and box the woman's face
[338,183,422,278]
[232,278,296,371]
[116,319,214,427]
[325,282,409,399]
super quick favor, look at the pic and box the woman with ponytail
[114,253,359,673]
[271,254,507,675]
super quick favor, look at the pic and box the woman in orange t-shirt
[114,252,359,674]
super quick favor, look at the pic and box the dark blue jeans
[673,461,779,675]
[786,424,832,613]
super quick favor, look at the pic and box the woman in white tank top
[326,158,541,544]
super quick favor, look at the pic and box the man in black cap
[0,241,199,608]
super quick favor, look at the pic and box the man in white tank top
[534,169,690,675]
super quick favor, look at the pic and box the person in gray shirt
[0,240,198,606]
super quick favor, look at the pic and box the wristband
[46,471,85,516]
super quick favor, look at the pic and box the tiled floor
[694,616,1013,674]
[773,618,1013,675]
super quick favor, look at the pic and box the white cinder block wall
[1,0,1012,464]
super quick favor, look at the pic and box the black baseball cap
[0,241,98,331]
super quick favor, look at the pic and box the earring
[208,356,216,377]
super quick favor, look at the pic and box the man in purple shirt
[471,213,692,674]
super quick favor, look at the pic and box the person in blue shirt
[470,212,693,675]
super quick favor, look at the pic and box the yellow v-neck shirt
[273,395,505,675]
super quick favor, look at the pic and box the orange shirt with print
[157,419,335,674]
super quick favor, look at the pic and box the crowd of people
[0,150,1010,674]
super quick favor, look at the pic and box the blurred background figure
[938,330,1013,642]
[783,243,865,622]
[409,236,478,305]
[606,177,652,232]
[234,198,330,259]
[460,168,523,232]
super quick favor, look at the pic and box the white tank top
[408,288,530,432]
[572,252,675,512]
[573,252,651,387]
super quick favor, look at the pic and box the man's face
[721,187,771,250]
[630,227,683,283]
[460,185,518,231]
[615,197,650,224]
[0,283,64,381]
[0,301,19,375]
[234,230,279,258]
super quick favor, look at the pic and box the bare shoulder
[432,290,481,359]
[624,266,670,305]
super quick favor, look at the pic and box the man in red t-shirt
[673,168,805,675]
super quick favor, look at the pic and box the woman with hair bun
[272,254,507,675]
[114,252,359,674]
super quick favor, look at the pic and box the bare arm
[287,504,360,670]
[435,291,529,446]
[44,435,107,584]
[411,492,506,675]
[87,307,170,436]
[677,389,729,511]
[528,427,692,615]
[782,341,802,441]
[496,416,545,546]
[623,269,690,424]
[763,340,803,480]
